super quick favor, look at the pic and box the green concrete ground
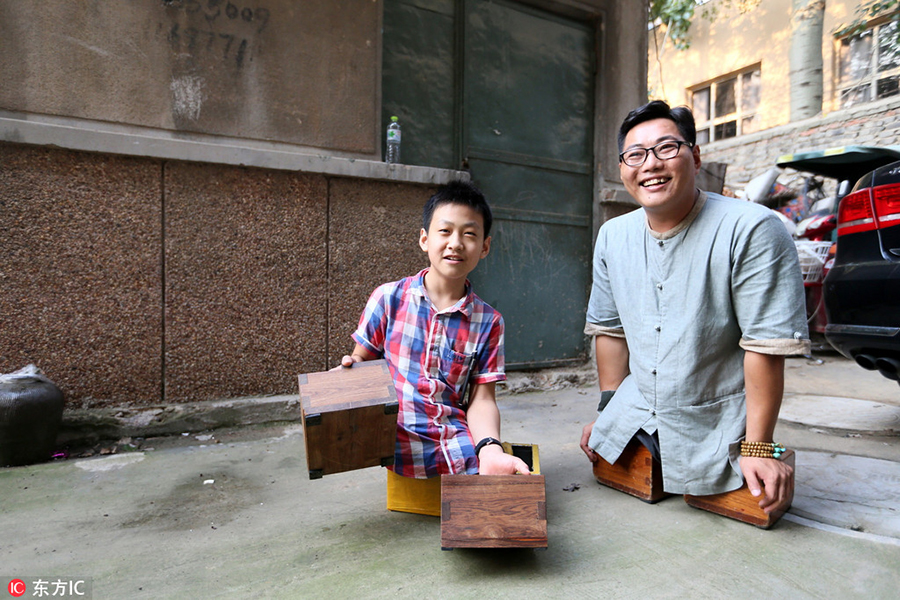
[2,355,899,599]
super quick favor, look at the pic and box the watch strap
[474,436,502,456]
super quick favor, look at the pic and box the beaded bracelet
[740,441,785,459]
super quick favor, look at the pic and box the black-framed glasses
[619,140,693,167]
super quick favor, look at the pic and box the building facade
[0,1,647,418]
[648,0,900,193]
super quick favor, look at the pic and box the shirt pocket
[438,347,475,398]
[676,388,744,409]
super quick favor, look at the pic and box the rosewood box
[440,443,547,549]
[591,438,668,503]
[684,449,796,529]
[298,360,398,480]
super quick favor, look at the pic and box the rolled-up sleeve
[731,209,811,356]
[585,226,625,335]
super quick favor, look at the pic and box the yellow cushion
[386,469,442,517]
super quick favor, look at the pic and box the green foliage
[835,0,900,38]
[650,0,698,50]
[650,0,761,51]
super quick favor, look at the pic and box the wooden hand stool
[440,443,547,550]
[298,360,398,479]
[591,438,669,503]
[683,449,795,529]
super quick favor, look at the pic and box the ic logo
[7,579,26,597]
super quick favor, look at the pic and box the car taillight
[873,182,900,228]
[837,189,876,236]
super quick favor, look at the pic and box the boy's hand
[477,444,531,475]
[331,345,377,371]
[329,355,356,371]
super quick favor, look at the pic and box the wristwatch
[475,437,502,456]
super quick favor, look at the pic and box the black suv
[824,159,900,384]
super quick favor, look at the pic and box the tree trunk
[789,0,826,121]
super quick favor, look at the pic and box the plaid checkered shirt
[352,269,506,478]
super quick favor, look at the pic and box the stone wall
[0,0,381,158]
[702,98,900,195]
[0,142,431,409]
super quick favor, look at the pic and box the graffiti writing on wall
[161,0,271,68]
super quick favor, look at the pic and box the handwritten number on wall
[164,1,270,67]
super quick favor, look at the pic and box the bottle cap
[391,116,398,122]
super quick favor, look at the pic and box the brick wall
[701,98,900,196]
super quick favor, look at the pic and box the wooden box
[440,474,547,549]
[592,438,668,503]
[297,360,398,480]
[684,449,795,529]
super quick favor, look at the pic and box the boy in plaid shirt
[341,181,530,515]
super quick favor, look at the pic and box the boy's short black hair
[423,180,493,237]
[617,100,697,153]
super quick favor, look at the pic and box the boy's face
[419,202,491,285]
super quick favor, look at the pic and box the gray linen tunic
[585,191,810,495]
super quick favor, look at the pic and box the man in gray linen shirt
[579,100,810,513]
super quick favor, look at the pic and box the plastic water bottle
[386,116,401,164]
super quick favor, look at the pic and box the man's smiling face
[619,117,701,222]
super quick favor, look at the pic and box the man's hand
[580,421,599,463]
[740,455,793,513]
[477,444,531,475]
[580,335,628,464]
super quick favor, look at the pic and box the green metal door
[463,0,595,368]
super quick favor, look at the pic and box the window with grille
[838,19,900,108]
[690,66,761,144]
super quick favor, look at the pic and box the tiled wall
[0,143,431,408]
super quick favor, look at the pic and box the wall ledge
[0,110,468,185]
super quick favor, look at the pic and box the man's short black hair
[617,100,697,153]
[423,180,493,237]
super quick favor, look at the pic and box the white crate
[795,241,832,283]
